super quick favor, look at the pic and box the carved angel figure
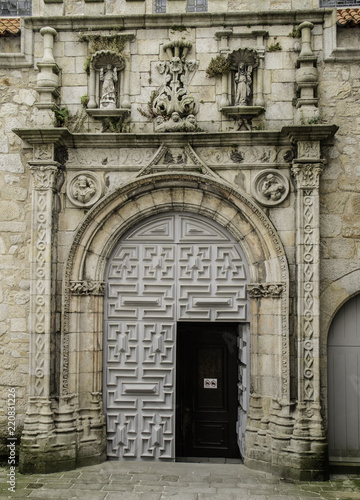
[100,64,118,108]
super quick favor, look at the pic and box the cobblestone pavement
[1,461,360,500]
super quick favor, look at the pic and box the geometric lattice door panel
[328,294,360,463]
[104,213,249,459]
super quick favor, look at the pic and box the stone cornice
[14,128,71,145]
[282,125,338,144]
[14,125,338,149]
[23,10,331,31]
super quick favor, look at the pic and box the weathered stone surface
[0,154,24,173]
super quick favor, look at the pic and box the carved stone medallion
[67,171,104,208]
[252,169,289,207]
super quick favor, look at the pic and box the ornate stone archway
[20,171,292,474]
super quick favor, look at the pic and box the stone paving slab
[0,462,360,500]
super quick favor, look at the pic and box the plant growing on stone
[80,94,90,108]
[101,112,131,133]
[53,106,87,132]
[206,55,231,78]
[53,107,71,127]
[268,41,282,52]
[170,25,188,32]
[137,89,160,119]
[289,26,301,38]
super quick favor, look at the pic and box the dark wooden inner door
[176,322,240,458]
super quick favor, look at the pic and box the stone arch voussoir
[65,173,288,286]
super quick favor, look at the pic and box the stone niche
[220,48,265,131]
[82,34,134,118]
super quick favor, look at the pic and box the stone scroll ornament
[67,172,104,208]
[153,40,198,132]
[228,48,259,106]
[252,169,289,207]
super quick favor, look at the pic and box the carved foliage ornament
[291,163,324,189]
[153,40,198,132]
[69,280,105,295]
[252,169,290,207]
[30,165,64,191]
[247,283,285,298]
[67,171,104,208]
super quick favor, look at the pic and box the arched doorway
[103,213,250,460]
[328,294,360,463]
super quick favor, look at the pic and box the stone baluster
[36,27,60,127]
[87,61,97,109]
[295,22,319,124]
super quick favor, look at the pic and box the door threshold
[176,457,243,464]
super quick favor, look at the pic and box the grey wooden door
[104,213,249,460]
[328,294,360,462]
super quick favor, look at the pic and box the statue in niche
[72,175,97,204]
[261,174,285,201]
[100,64,118,109]
[228,48,259,107]
[235,63,253,105]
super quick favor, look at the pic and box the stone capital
[291,162,324,189]
[29,162,64,191]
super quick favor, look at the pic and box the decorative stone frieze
[69,280,105,295]
[66,171,104,207]
[135,143,218,179]
[247,283,285,298]
[252,169,289,207]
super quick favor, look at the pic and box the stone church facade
[0,0,360,481]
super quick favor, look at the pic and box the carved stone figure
[72,175,97,204]
[235,63,253,105]
[100,64,118,109]
[228,48,259,107]
[261,174,285,201]
[252,169,289,207]
[67,172,104,207]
